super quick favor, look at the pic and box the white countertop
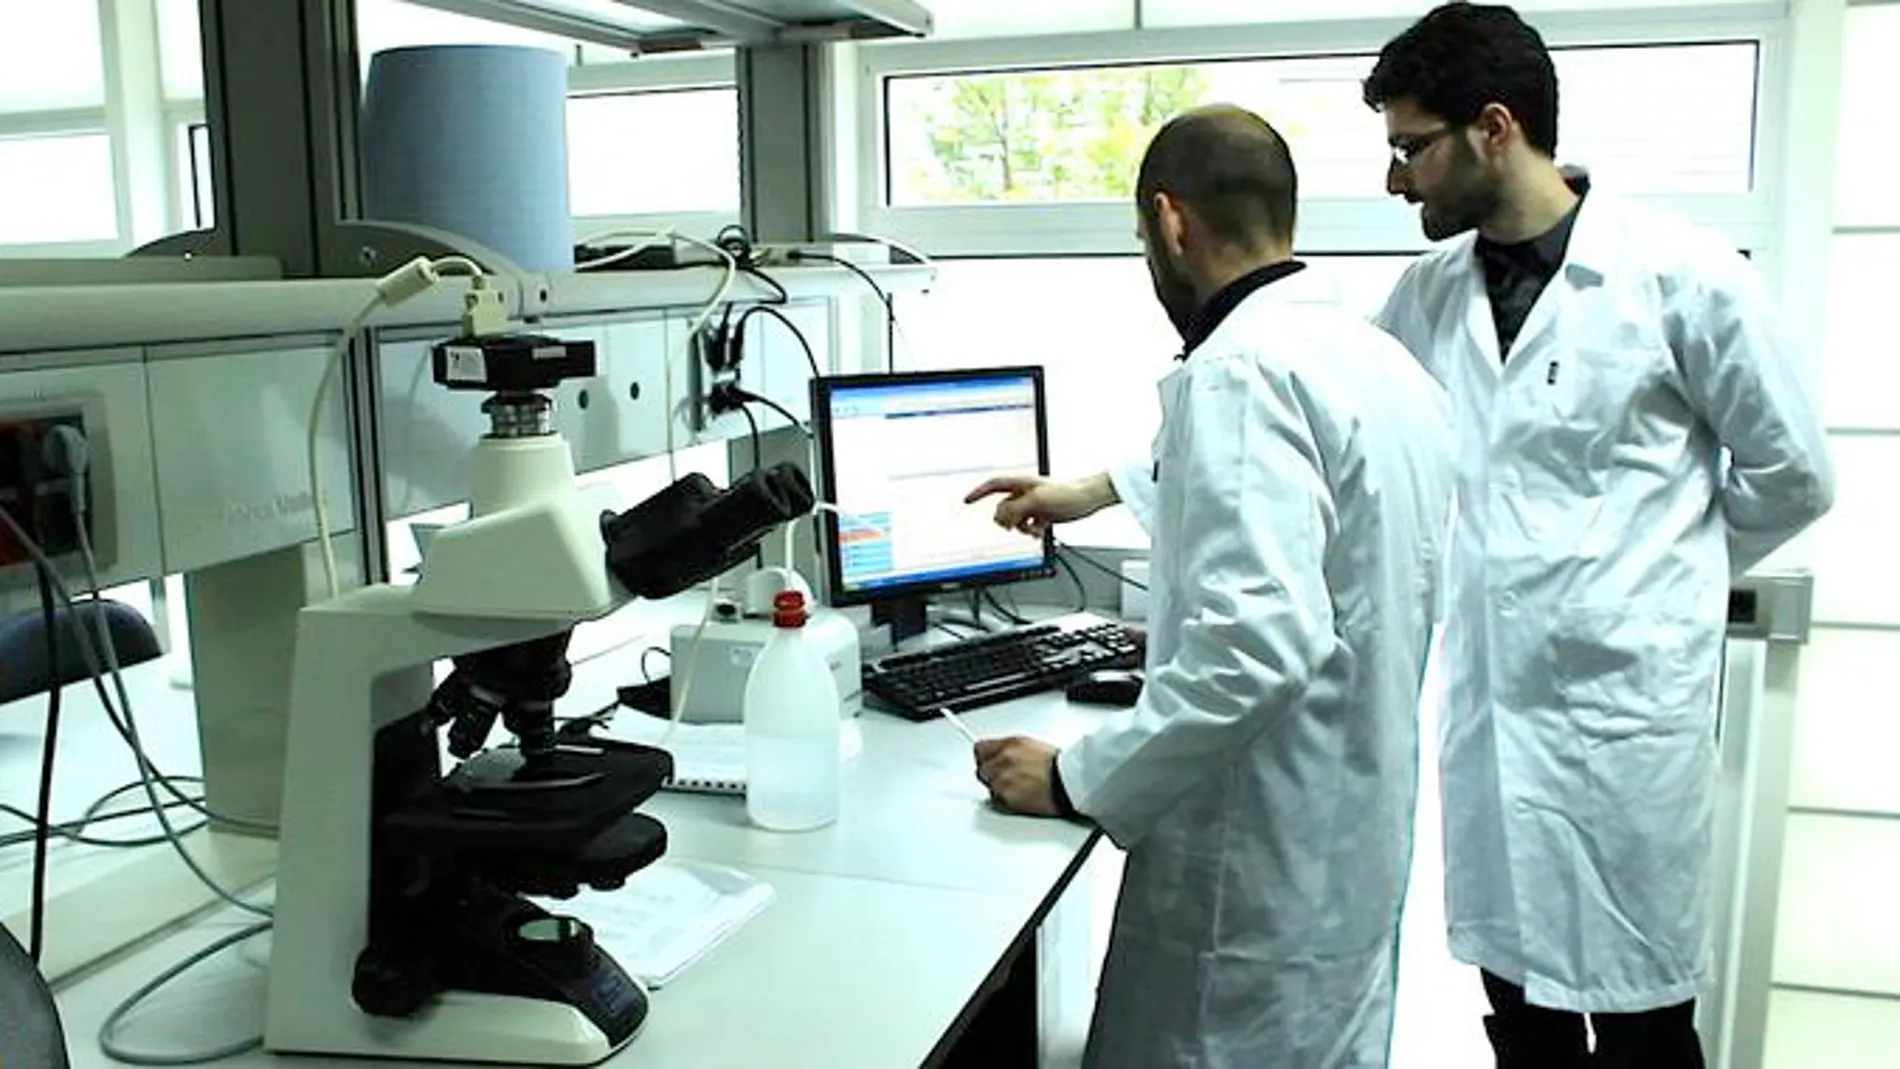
[5,595,1112,1067]
[50,868,1036,1069]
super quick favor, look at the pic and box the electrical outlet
[0,411,92,567]
[690,320,747,428]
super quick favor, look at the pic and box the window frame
[853,4,1789,259]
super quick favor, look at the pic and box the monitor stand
[871,595,929,646]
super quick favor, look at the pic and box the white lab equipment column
[1702,570,1815,1069]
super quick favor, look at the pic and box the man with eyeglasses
[1363,4,1833,1069]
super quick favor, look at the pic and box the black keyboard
[863,613,1141,721]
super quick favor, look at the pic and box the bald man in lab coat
[966,106,1455,1069]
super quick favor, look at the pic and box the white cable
[0,511,270,920]
[309,299,379,600]
[575,226,663,247]
[660,579,721,747]
[309,257,487,600]
[664,505,870,741]
[74,523,274,920]
[574,228,676,271]
[97,920,272,1065]
[426,256,484,281]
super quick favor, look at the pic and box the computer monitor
[810,366,1055,641]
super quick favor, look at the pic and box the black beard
[1420,146,1504,241]
[1150,252,1200,339]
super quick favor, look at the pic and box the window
[0,133,118,244]
[1143,0,1774,26]
[893,254,1413,548]
[1833,3,1900,228]
[566,88,741,217]
[0,1,105,112]
[924,0,1132,40]
[1551,43,1758,196]
[884,57,1384,206]
[156,0,206,100]
[883,43,1759,207]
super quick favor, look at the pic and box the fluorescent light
[397,0,694,50]
[397,0,931,47]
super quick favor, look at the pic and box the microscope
[264,329,813,1065]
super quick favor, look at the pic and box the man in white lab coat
[1363,5,1836,1067]
[966,105,1455,1068]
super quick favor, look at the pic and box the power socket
[0,412,92,567]
[692,316,747,426]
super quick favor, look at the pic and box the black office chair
[0,923,69,1069]
[0,598,162,705]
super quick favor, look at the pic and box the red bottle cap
[772,590,808,628]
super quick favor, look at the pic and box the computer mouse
[1065,669,1144,707]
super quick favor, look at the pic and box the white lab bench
[2,599,1109,1068]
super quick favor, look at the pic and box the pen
[939,706,979,745]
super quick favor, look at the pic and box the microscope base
[267,989,641,1066]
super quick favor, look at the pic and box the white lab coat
[1060,272,1454,1068]
[1374,195,1834,1013]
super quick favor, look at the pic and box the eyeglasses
[1388,127,1457,169]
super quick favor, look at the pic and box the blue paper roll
[361,45,573,272]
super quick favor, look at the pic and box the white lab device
[267,331,816,1066]
[268,405,637,1066]
[670,603,861,725]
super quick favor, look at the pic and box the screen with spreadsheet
[811,367,1054,605]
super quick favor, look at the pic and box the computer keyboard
[862,613,1142,721]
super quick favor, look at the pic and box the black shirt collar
[1475,195,1583,281]
[1177,259,1307,360]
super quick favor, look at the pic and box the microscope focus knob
[352,946,438,1018]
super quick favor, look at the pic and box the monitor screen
[811,367,1054,606]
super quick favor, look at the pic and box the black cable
[741,264,790,305]
[933,612,992,635]
[28,563,60,963]
[1054,552,1089,614]
[732,388,808,439]
[640,646,669,684]
[735,303,822,380]
[1001,583,1026,621]
[731,398,761,471]
[1055,536,1149,591]
[711,224,791,305]
[786,250,898,372]
[0,786,209,850]
[714,223,753,252]
[981,587,1030,627]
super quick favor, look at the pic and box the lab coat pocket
[1525,346,1660,489]
[1550,604,1699,739]
[1554,605,1717,981]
